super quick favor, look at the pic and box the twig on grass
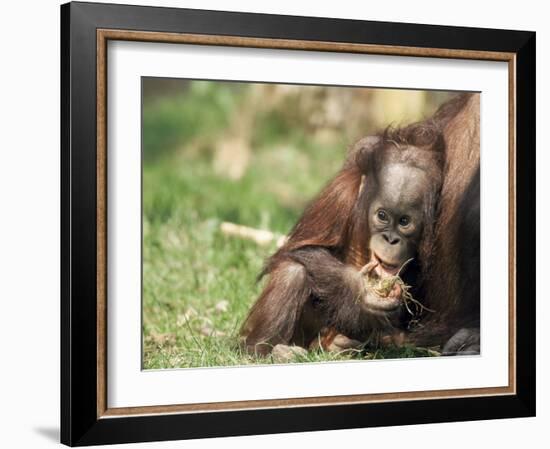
[220,222,287,247]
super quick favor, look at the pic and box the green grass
[142,81,440,369]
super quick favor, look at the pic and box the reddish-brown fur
[240,93,480,355]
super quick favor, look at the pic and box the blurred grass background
[142,78,453,369]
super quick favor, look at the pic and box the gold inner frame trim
[96,28,517,419]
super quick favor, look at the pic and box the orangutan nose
[382,232,400,245]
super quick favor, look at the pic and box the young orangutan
[240,93,480,357]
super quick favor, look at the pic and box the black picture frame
[61,1,536,446]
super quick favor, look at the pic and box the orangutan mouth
[371,253,401,277]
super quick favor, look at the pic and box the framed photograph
[61,1,536,446]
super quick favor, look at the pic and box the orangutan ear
[350,135,381,199]
[350,135,380,167]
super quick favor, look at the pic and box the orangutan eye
[399,216,411,227]
[377,210,389,222]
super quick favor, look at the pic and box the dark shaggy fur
[410,93,481,346]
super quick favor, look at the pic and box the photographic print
[62,4,535,443]
[141,79,480,369]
